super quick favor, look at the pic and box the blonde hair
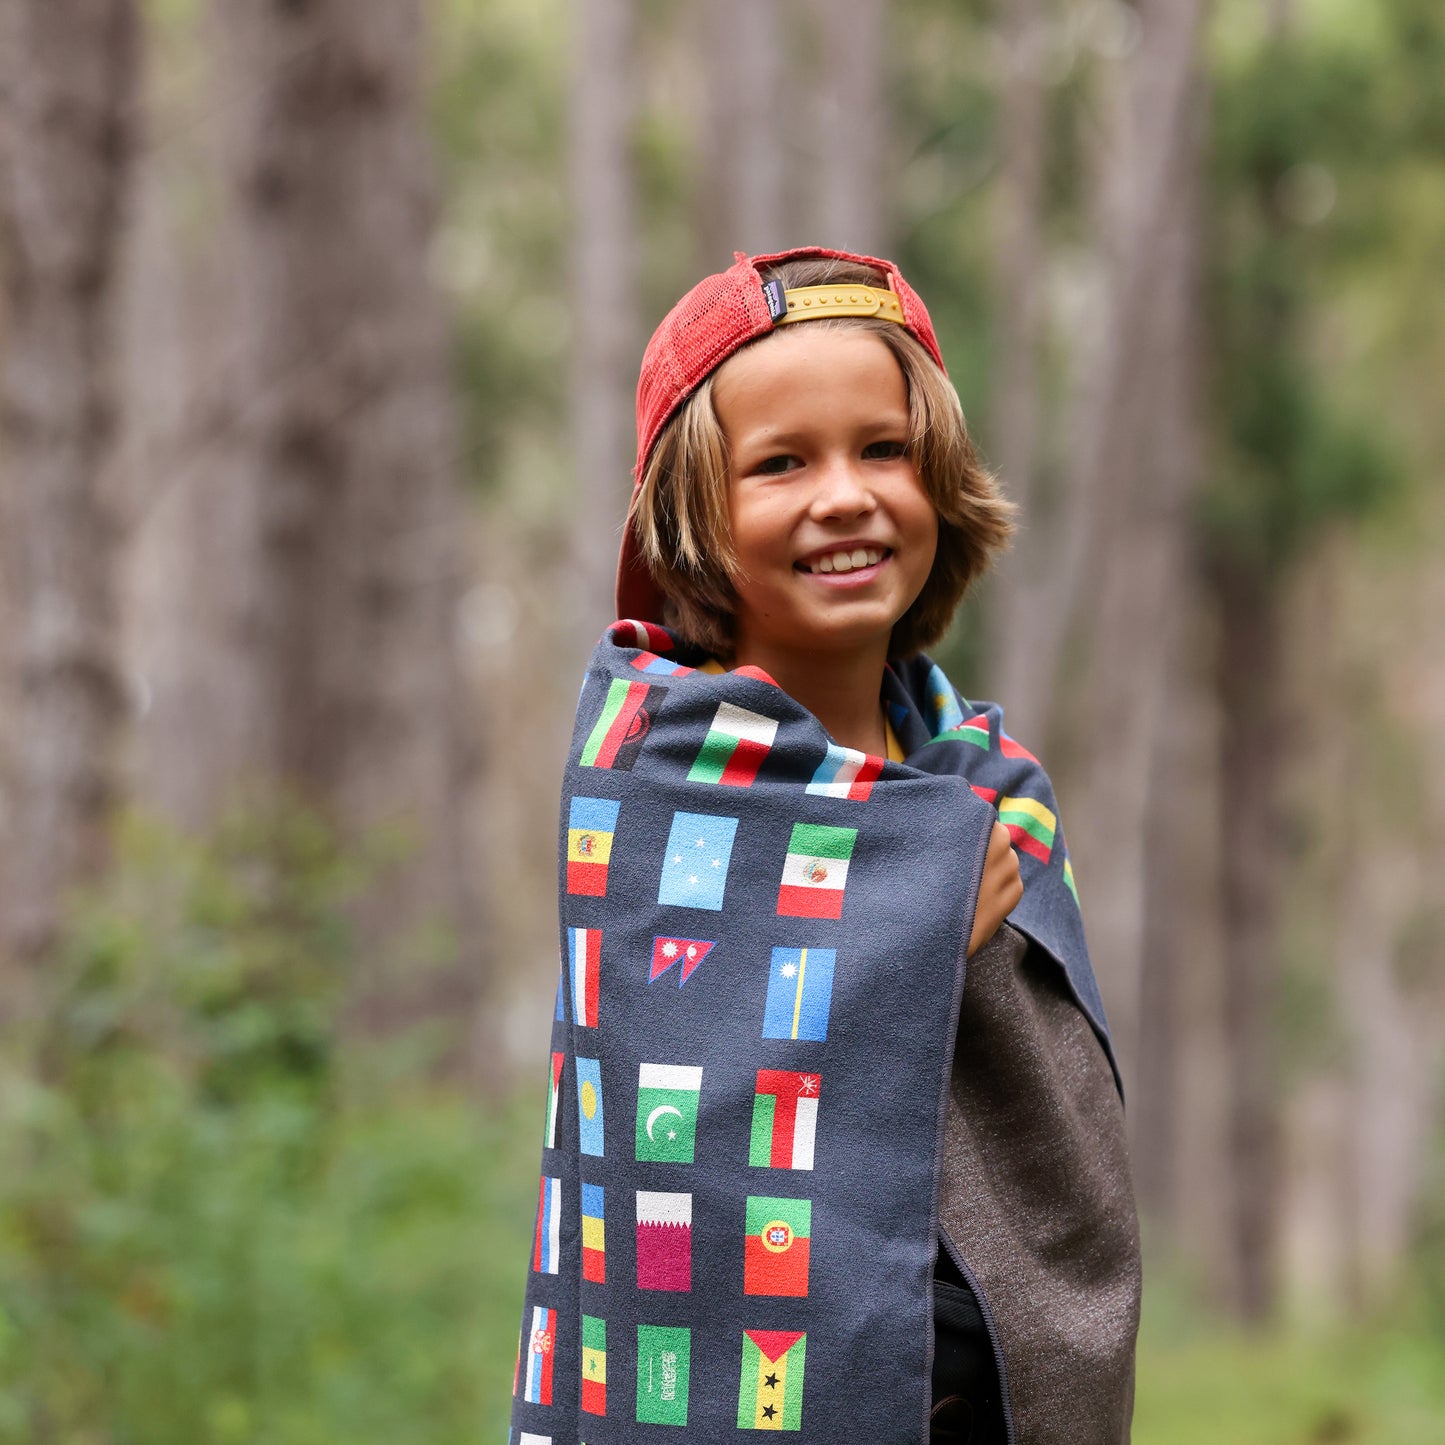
[628,257,1014,659]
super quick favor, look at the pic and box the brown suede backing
[939,924,1142,1443]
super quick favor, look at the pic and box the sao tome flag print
[805,741,883,800]
[688,701,779,786]
[576,1056,604,1157]
[777,823,856,919]
[998,792,1057,864]
[579,677,663,770]
[523,1304,556,1406]
[649,934,715,986]
[658,811,739,911]
[581,1314,607,1416]
[762,947,836,1042]
[581,1181,606,1283]
[531,1175,560,1275]
[566,796,619,896]
[637,1324,691,1426]
[567,926,601,1027]
[738,1329,806,1430]
[749,1069,820,1170]
[744,1196,811,1297]
[635,1063,702,1163]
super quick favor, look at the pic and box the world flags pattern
[580,677,663,771]
[749,1069,820,1170]
[511,638,1102,1442]
[576,1056,604,1157]
[581,1182,606,1283]
[581,1314,607,1416]
[566,796,619,896]
[738,1329,806,1431]
[635,1063,703,1163]
[806,741,884,800]
[688,702,779,786]
[543,1052,563,1150]
[744,1196,811,1297]
[998,792,1057,864]
[658,811,739,911]
[650,934,715,986]
[567,927,602,1027]
[523,1305,556,1406]
[637,1324,691,1426]
[635,1190,692,1292]
[532,1175,561,1275]
[762,948,836,1043]
[777,824,856,920]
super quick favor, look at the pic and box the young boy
[510,248,1141,1444]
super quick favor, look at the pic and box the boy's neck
[729,638,890,757]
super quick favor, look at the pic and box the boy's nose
[809,457,876,519]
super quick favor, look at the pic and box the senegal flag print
[737,1329,806,1430]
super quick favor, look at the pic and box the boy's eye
[755,454,802,475]
[862,440,908,461]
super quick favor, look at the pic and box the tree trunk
[189,0,481,1041]
[695,0,788,266]
[571,0,638,640]
[0,0,139,966]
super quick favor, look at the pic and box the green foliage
[0,809,535,1444]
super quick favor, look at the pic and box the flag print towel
[509,621,1114,1444]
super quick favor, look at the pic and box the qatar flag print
[635,1190,692,1292]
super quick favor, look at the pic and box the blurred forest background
[0,0,1443,1440]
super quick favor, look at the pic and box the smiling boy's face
[712,325,939,674]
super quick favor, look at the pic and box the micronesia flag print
[508,622,1116,1445]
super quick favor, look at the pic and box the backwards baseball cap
[616,245,948,625]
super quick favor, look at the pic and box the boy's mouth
[796,545,891,576]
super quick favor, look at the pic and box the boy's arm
[968,819,1022,956]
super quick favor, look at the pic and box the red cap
[616,246,948,625]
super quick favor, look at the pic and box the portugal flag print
[737,1329,806,1431]
[777,823,856,919]
[744,1196,811,1297]
[749,1069,820,1170]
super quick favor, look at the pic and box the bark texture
[174,0,481,1025]
[0,0,139,965]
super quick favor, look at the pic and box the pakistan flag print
[509,626,1113,1443]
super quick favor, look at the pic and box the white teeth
[807,548,886,575]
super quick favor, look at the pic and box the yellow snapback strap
[775,283,907,326]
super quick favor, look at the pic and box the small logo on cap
[762,279,788,323]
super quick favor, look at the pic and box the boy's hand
[968,821,1023,957]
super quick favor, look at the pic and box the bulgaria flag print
[688,702,779,786]
[777,823,856,919]
[738,1329,807,1430]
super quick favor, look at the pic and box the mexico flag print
[744,1196,811,1297]
[738,1329,806,1430]
[749,1069,820,1170]
[688,701,779,786]
[777,823,856,919]
[580,677,662,771]
[522,1304,556,1406]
